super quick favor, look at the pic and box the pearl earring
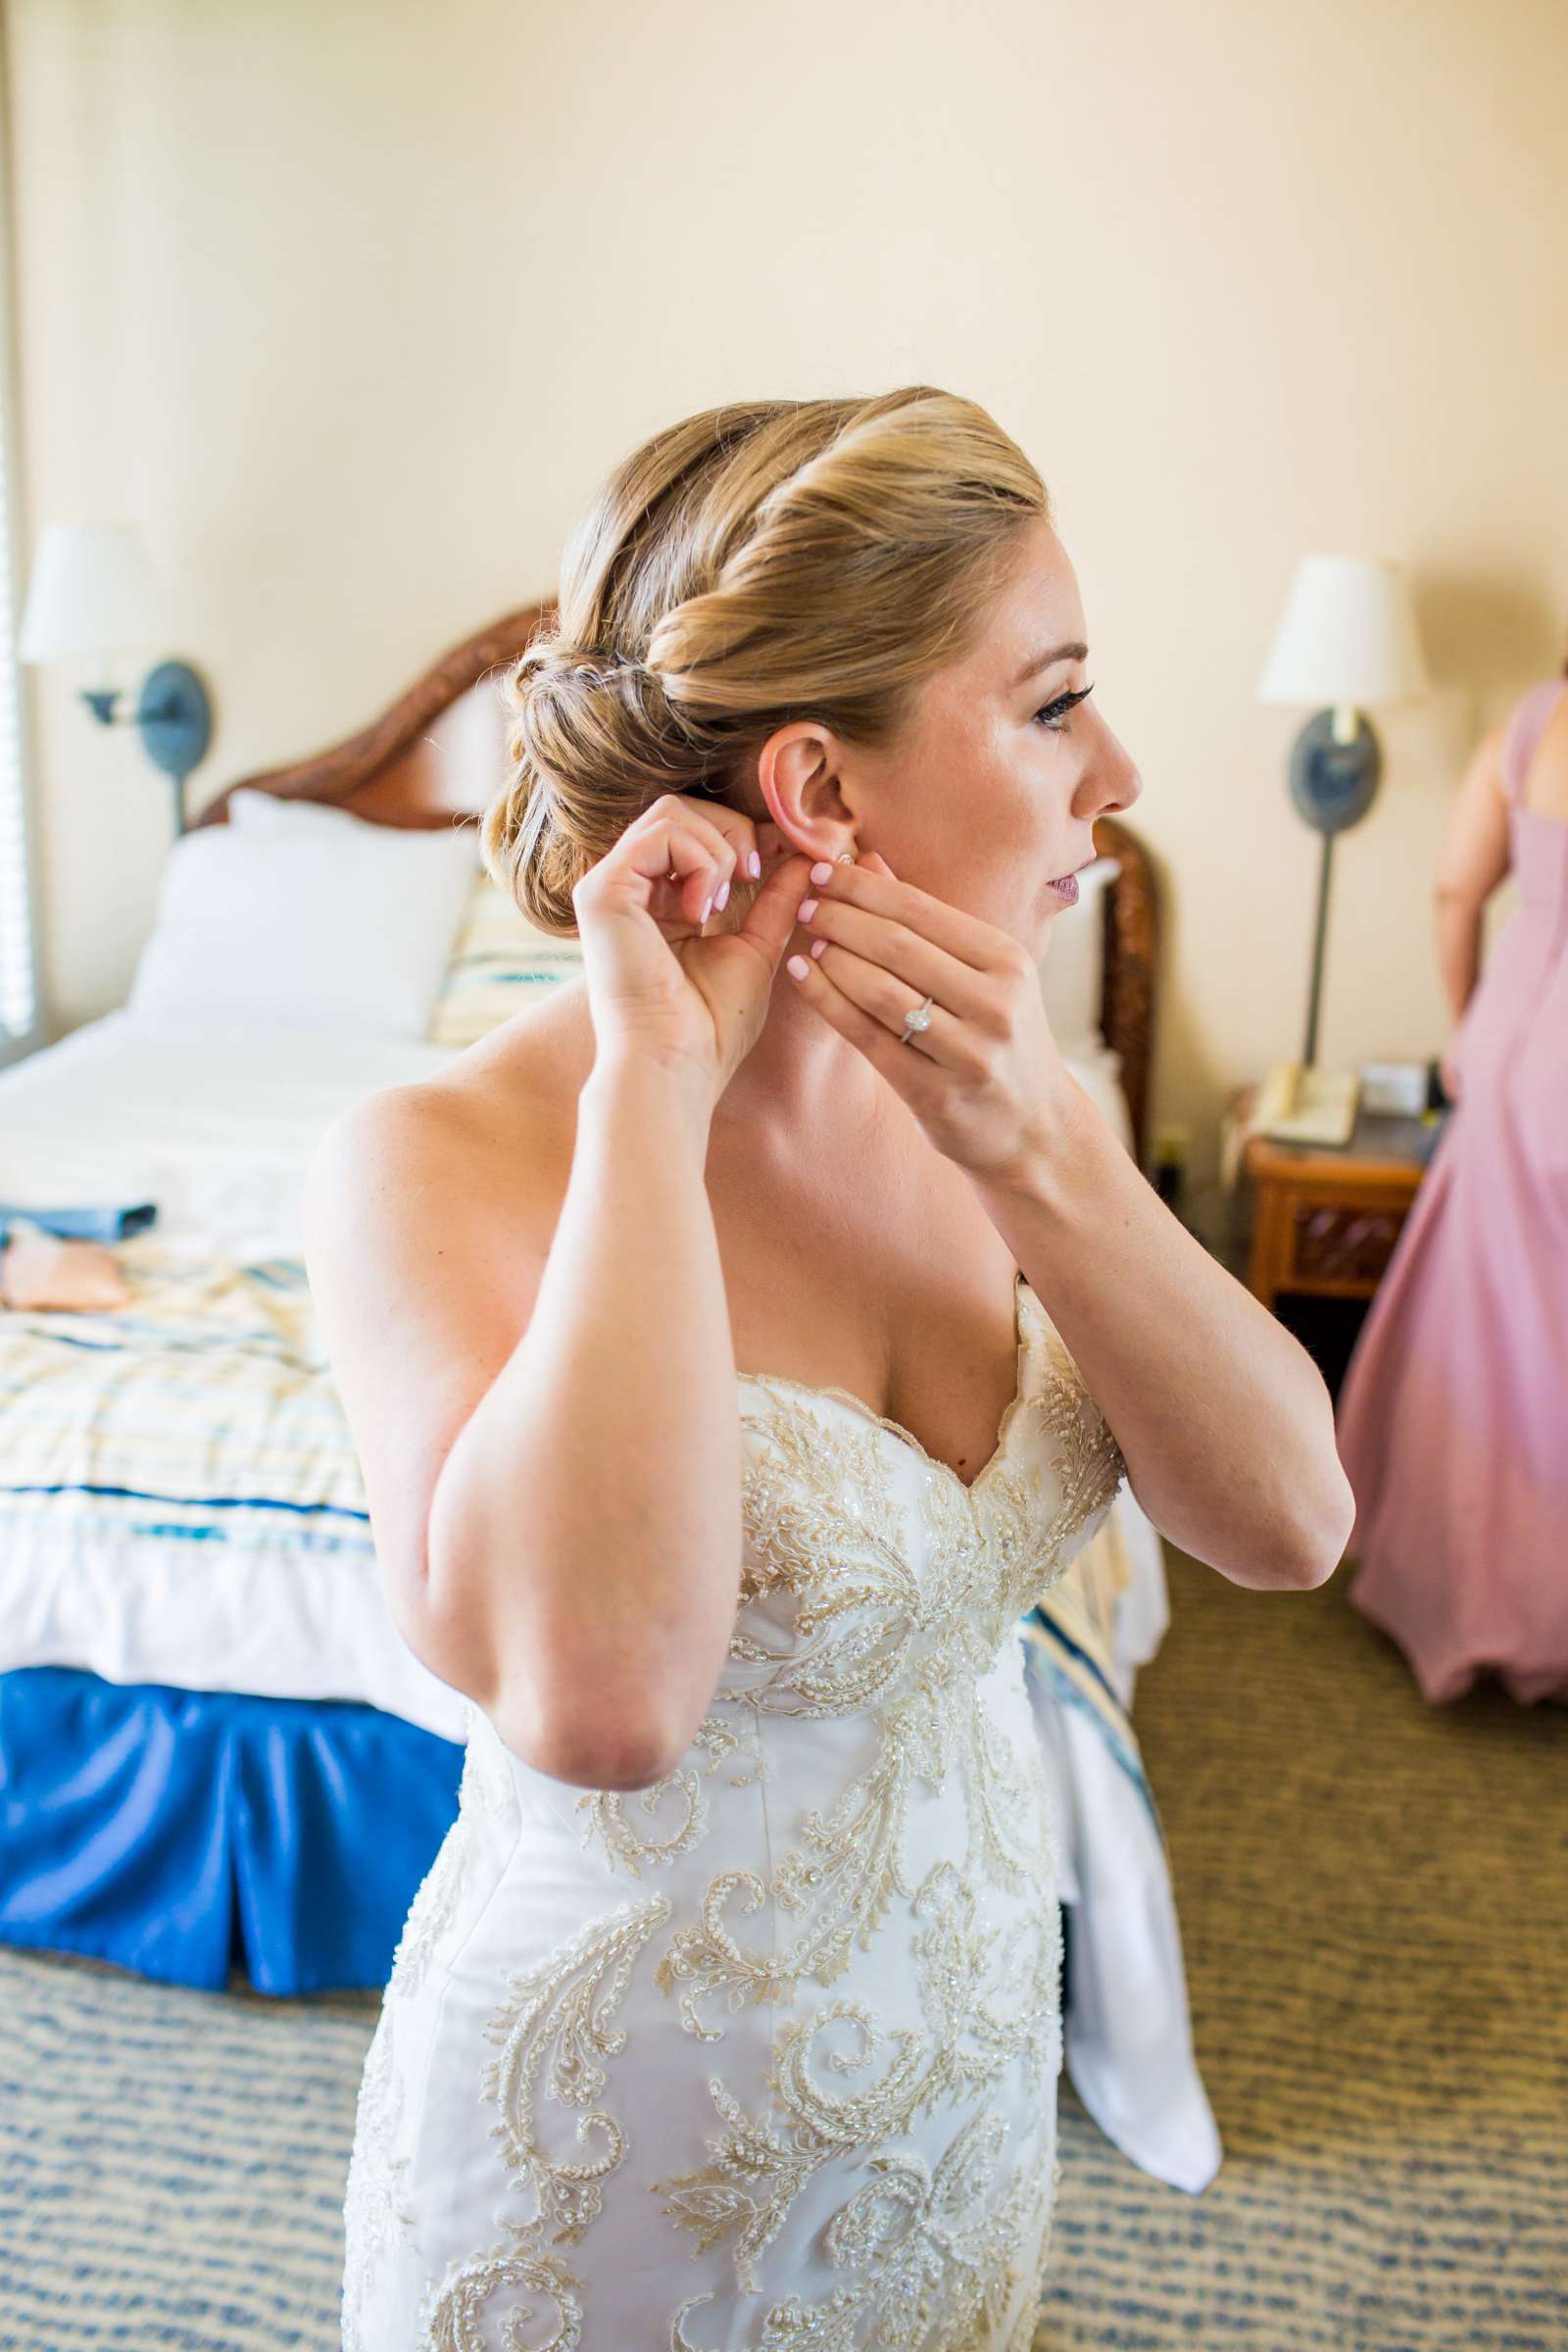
[835,851,855,864]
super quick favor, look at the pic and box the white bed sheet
[0,1008,455,1259]
[0,1012,1165,1739]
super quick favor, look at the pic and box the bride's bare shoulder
[298,982,597,1684]
[424,976,597,1151]
[318,979,596,1260]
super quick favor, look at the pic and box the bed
[0,606,1219,2194]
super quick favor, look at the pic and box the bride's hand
[781,850,1080,1182]
[571,792,815,1100]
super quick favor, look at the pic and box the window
[0,34,42,1072]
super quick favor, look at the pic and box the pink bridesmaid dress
[1336,676,1568,1706]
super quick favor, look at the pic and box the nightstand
[1227,1088,1446,1308]
[1218,1088,1449,1393]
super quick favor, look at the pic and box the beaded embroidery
[482,1893,674,2243]
[418,2244,584,2351]
[348,1276,1125,2346]
[649,1857,1062,2309]
[669,2104,1054,2351]
[417,1897,673,2346]
[382,1711,517,2008]
[576,1711,765,1880]
[648,1291,1118,2044]
[340,2006,416,2352]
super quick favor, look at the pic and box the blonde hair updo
[482,386,1050,934]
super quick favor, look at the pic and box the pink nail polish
[714,877,730,910]
[747,849,761,878]
[808,860,833,885]
[786,954,810,979]
[701,893,713,920]
[798,897,818,921]
[809,938,827,958]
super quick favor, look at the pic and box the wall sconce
[1257,553,1431,1070]
[17,522,213,835]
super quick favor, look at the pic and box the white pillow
[226,785,308,834]
[127,793,481,1039]
[1038,854,1119,1058]
[427,868,584,1049]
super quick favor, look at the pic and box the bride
[305,385,1353,2349]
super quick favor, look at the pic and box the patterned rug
[1,1550,1563,2350]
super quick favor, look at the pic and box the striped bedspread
[0,1230,1151,1797]
[0,1238,379,1575]
[1022,1505,1163,1835]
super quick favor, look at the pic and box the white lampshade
[1257,554,1431,709]
[17,521,162,663]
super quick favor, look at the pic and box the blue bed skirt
[0,1651,1088,2007]
[0,1666,465,1996]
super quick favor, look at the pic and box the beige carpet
[1,1549,1563,2349]
[1040,1550,1568,2350]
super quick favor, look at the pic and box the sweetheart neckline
[736,1271,1035,1499]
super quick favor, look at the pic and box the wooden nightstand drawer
[1230,1090,1445,1313]
[1252,1181,1416,1299]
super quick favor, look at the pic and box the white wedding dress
[342,1272,1126,2350]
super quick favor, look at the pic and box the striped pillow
[425,870,583,1048]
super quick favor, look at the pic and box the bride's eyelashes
[1034,684,1095,734]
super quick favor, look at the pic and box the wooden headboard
[197,608,1159,1163]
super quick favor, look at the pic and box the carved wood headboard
[196,608,1158,1163]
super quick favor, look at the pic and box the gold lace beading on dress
[346,1277,1126,2351]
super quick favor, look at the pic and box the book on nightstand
[1246,1059,1360,1148]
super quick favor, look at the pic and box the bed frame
[195,608,1160,1163]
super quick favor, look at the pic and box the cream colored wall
[9,0,1567,1193]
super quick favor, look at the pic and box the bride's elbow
[1181,1472,1355,1592]
[1278,1468,1357,1590]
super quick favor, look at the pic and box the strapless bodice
[725,1271,1128,1717]
[341,1271,1127,2351]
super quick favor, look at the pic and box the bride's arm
[304,1049,739,1795]
[780,850,1352,1594]
[971,1085,1354,1592]
[431,1053,741,1786]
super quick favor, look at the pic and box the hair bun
[517,638,655,697]
[482,386,1046,942]
[482,631,704,938]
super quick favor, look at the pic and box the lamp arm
[78,685,185,727]
[73,661,212,840]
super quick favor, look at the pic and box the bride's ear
[756,721,856,854]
